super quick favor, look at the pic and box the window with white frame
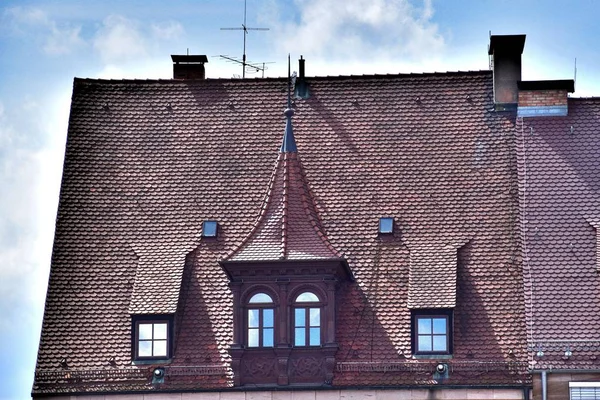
[570,382,600,400]
[134,319,170,360]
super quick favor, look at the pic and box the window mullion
[259,308,264,347]
[305,307,310,345]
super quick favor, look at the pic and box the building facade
[33,34,599,400]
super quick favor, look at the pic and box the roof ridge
[73,70,491,84]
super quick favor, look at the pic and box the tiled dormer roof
[224,106,342,261]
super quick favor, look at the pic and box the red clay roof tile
[517,99,600,370]
[34,71,529,394]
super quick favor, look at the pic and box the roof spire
[280,54,297,153]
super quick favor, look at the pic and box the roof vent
[171,55,208,80]
[488,34,526,110]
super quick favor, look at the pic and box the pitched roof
[517,98,600,369]
[224,105,342,262]
[34,71,528,394]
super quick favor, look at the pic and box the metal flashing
[280,108,297,152]
[517,105,568,117]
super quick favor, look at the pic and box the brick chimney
[488,34,526,111]
[171,55,208,80]
[517,80,574,117]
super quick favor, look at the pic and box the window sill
[131,358,172,366]
[412,354,453,360]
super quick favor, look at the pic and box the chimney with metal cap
[488,34,526,111]
[295,55,309,99]
[171,55,208,80]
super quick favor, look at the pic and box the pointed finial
[281,54,297,152]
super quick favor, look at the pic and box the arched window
[247,292,274,348]
[293,291,321,346]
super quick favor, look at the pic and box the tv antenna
[220,0,271,78]
[217,55,275,78]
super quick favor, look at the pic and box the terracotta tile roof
[34,71,529,394]
[407,241,468,309]
[516,98,600,370]
[224,105,343,261]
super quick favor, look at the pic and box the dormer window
[293,292,322,346]
[202,220,218,237]
[379,217,394,234]
[247,292,275,348]
[132,315,173,361]
[411,309,453,357]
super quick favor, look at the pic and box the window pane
[138,340,152,357]
[433,335,447,352]
[309,308,320,327]
[379,217,393,233]
[248,328,259,347]
[139,323,153,340]
[296,292,319,302]
[432,318,447,334]
[418,335,432,351]
[263,328,274,347]
[154,323,168,340]
[248,309,259,328]
[154,340,167,356]
[295,308,306,327]
[417,318,432,334]
[295,328,306,346]
[203,220,217,237]
[309,327,320,346]
[263,309,274,328]
[249,293,273,303]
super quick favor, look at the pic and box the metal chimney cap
[488,34,526,55]
[171,55,209,64]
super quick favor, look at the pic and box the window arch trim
[288,285,327,306]
[241,285,280,306]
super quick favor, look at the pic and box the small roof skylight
[202,220,218,237]
[379,217,394,234]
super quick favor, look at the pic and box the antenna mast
[220,0,269,78]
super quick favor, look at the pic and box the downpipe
[541,370,548,400]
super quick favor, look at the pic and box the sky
[0,1,599,399]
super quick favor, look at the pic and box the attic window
[202,220,218,237]
[379,217,394,234]
[411,309,453,357]
[132,315,173,361]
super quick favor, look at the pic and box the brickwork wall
[45,388,526,400]
[518,90,568,107]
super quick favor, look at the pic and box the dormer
[220,74,352,387]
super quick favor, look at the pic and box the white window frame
[570,382,600,400]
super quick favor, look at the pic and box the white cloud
[0,87,68,399]
[93,15,184,68]
[273,0,444,62]
[152,20,184,40]
[93,15,148,64]
[4,6,85,55]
